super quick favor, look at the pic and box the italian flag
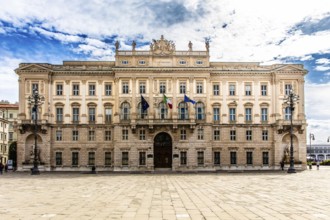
[163,94,173,109]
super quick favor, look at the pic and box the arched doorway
[154,132,172,168]
[281,133,299,163]
[25,134,43,164]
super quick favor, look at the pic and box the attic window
[121,60,129,65]
[179,60,187,65]
[196,60,203,65]
[139,60,146,65]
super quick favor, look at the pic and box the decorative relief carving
[150,35,175,55]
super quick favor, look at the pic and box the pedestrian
[317,160,320,170]
[0,162,3,175]
[280,161,284,171]
[4,164,8,172]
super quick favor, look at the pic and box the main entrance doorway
[154,132,172,168]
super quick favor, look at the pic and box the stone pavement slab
[0,167,330,219]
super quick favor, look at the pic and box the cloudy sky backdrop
[1,0,330,143]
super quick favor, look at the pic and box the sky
[1,0,330,144]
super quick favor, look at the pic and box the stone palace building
[15,36,308,172]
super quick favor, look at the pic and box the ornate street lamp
[27,88,44,175]
[284,89,299,174]
[309,133,315,161]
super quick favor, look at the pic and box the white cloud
[0,57,21,103]
[316,58,330,65]
[315,65,330,71]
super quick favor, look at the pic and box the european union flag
[184,95,196,104]
[141,95,149,111]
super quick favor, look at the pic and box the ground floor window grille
[122,152,129,166]
[72,152,79,166]
[105,152,112,166]
[139,152,146,165]
[246,152,253,165]
[214,152,220,165]
[180,151,187,165]
[197,151,204,166]
[55,152,62,166]
[262,152,269,165]
[88,152,95,166]
[230,152,237,165]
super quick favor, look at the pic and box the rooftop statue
[150,35,176,55]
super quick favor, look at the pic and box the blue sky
[1,0,330,143]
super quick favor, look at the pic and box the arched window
[159,102,168,119]
[138,102,148,119]
[178,102,188,120]
[195,102,205,120]
[285,107,291,120]
[121,102,130,120]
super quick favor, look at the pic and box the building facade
[15,36,308,172]
[307,144,330,161]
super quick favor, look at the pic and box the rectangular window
[105,108,112,123]
[261,84,267,96]
[122,128,128,140]
[56,152,62,166]
[122,152,129,166]
[261,108,268,122]
[121,60,128,65]
[89,84,96,96]
[88,130,95,141]
[180,151,187,165]
[246,130,252,141]
[230,130,236,141]
[213,107,220,121]
[89,107,96,122]
[229,84,235,96]
[160,82,166,94]
[105,152,112,166]
[285,107,291,120]
[72,84,79,96]
[180,129,186,140]
[56,130,62,141]
[72,130,79,141]
[245,84,251,96]
[56,107,63,122]
[139,82,146,94]
[9,132,13,141]
[262,152,269,165]
[285,84,292,96]
[56,84,63,96]
[105,83,112,96]
[122,82,129,94]
[214,130,220,141]
[139,152,146,166]
[197,127,204,140]
[230,152,237,165]
[88,152,95,166]
[196,82,203,94]
[105,130,111,141]
[245,108,252,122]
[197,151,204,166]
[32,83,39,92]
[246,152,253,165]
[72,107,79,122]
[72,152,79,166]
[262,130,268,141]
[213,84,220,96]
[229,108,236,122]
[179,82,186,94]
[139,129,146,140]
[214,152,220,165]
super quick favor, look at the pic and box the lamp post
[28,88,44,175]
[309,133,315,161]
[284,89,299,173]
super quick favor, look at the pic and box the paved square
[1,167,330,220]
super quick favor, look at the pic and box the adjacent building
[15,36,308,172]
[307,144,330,161]
[0,102,19,164]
